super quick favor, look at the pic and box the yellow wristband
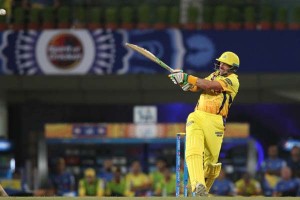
[188,75,198,85]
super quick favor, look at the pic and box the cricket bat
[125,43,175,73]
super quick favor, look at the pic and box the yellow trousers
[185,110,224,191]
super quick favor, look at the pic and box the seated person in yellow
[78,168,104,197]
[0,169,26,196]
[106,167,126,196]
[154,167,176,196]
[125,160,150,196]
[235,172,262,196]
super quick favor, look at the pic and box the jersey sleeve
[189,85,200,92]
[190,72,215,92]
[216,74,239,93]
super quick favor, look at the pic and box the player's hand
[181,82,193,91]
[168,69,182,84]
[168,70,188,84]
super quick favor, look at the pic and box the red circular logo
[47,33,83,69]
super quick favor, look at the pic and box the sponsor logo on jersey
[215,132,223,137]
[224,78,233,86]
[186,121,194,127]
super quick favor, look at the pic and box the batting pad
[204,163,222,192]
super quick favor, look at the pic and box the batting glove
[181,82,193,91]
[168,70,188,85]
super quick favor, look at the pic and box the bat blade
[125,43,174,73]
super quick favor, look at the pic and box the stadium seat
[244,6,256,30]
[87,7,102,30]
[289,6,300,30]
[41,7,55,29]
[200,5,213,30]
[105,7,118,30]
[184,5,198,30]
[73,7,86,29]
[57,6,71,29]
[274,7,287,30]
[259,5,273,30]
[153,6,168,30]
[137,4,151,29]
[213,5,228,30]
[120,6,134,29]
[228,7,241,30]
[12,7,26,30]
[168,6,180,28]
[0,12,7,31]
[28,8,40,30]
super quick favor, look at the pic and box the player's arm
[180,83,201,92]
[189,85,201,92]
[191,77,223,91]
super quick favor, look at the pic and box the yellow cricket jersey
[195,71,239,118]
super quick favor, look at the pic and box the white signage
[133,106,157,123]
[135,124,157,138]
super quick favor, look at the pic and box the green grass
[2,197,300,200]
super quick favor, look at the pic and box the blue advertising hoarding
[0,29,300,74]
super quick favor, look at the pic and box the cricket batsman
[169,51,240,196]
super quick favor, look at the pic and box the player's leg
[204,160,222,192]
[184,112,206,194]
[203,115,224,192]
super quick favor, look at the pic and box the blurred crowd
[35,157,177,197]
[0,145,300,196]
[22,145,300,197]
[210,145,300,197]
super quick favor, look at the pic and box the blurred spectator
[210,169,235,196]
[124,160,150,197]
[98,159,114,183]
[78,168,104,197]
[154,167,176,196]
[273,166,300,197]
[179,157,185,194]
[235,172,262,196]
[105,167,126,196]
[53,0,64,9]
[260,145,287,176]
[149,157,167,192]
[0,169,30,196]
[53,0,61,8]
[261,171,280,196]
[49,157,76,196]
[286,146,300,178]
[20,0,30,9]
[31,0,53,8]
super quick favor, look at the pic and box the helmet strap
[214,62,220,70]
[228,66,238,73]
[214,62,238,75]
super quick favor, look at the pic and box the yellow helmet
[84,168,96,177]
[216,51,240,72]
